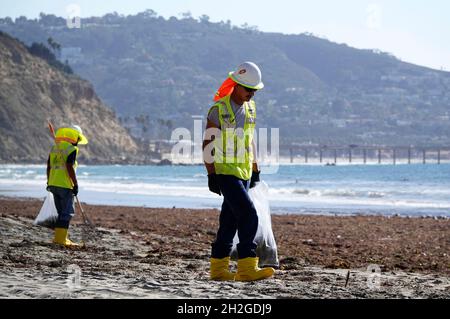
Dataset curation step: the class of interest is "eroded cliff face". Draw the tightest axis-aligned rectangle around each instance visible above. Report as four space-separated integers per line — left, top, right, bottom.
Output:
0 32 139 163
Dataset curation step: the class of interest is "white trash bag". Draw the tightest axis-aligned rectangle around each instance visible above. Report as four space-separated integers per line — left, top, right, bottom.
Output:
231 181 279 267
33 192 58 229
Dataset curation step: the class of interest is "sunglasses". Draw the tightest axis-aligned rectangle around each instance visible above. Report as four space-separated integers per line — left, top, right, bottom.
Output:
239 85 257 93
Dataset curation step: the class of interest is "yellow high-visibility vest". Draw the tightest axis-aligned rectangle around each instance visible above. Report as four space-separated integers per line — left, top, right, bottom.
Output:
208 95 256 180
48 141 78 189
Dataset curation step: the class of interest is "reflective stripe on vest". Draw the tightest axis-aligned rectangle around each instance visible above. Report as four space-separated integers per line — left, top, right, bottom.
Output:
48 142 78 189
210 95 256 181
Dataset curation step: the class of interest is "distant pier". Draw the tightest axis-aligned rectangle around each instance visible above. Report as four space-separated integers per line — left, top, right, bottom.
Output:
283 145 449 165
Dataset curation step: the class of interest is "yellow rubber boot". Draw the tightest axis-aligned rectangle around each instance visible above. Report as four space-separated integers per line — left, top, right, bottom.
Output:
53 227 82 248
235 257 275 281
210 257 236 281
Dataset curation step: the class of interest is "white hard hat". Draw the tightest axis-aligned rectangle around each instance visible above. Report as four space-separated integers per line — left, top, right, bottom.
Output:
229 61 264 90
70 124 88 145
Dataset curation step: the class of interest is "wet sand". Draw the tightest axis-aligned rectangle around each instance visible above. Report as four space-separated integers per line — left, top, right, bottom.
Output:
0 196 449 298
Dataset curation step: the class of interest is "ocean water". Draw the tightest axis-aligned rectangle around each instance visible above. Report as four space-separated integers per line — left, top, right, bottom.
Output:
1 163 449 217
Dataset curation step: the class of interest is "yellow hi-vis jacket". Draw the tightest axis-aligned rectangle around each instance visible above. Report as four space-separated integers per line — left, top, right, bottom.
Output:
48 141 78 189
208 95 256 181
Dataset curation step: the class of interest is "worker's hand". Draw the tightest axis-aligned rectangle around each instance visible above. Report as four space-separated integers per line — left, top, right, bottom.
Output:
46 184 50 192
208 174 221 196
72 184 79 196
249 170 260 189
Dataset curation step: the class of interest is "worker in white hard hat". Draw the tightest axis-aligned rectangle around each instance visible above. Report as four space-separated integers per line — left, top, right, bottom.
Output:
203 62 275 281
46 124 88 247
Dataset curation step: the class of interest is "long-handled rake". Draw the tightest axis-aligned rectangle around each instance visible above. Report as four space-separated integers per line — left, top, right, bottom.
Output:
75 195 94 227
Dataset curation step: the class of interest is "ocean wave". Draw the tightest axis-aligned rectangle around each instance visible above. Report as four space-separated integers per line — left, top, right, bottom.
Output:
367 192 385 198
0 179 46 186
0 164 46 169
113 176 130 180
268 193 450 210
281 187 385 198
293 189 310 195
81 181 211 198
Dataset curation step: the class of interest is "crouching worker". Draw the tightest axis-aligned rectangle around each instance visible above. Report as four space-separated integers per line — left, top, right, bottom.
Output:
203 62 275 281
46 125 88 247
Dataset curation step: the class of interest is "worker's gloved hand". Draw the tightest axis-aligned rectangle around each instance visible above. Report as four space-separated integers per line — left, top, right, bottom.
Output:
249 170 260 189
46 183 50 192
208 174 221 196
72 184 79 196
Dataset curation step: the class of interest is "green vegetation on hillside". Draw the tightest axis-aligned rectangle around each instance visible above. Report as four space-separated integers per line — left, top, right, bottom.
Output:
27 38 73 74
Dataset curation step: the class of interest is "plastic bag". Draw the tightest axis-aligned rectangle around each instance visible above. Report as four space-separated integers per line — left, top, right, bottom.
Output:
33 192 58 229
231 181 279 267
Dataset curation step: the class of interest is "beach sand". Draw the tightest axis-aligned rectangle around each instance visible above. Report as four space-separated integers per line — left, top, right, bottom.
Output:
0 196 449 298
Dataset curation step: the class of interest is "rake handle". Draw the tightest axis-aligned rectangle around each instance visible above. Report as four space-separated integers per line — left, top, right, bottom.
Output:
75 195 93 226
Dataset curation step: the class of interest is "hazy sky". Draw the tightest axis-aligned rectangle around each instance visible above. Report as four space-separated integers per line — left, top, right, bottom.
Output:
1 0 449 71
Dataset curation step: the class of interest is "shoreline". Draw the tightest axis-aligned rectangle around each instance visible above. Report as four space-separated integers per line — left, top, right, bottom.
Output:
1 194 449 220
1 196 449 298
0 193 450 220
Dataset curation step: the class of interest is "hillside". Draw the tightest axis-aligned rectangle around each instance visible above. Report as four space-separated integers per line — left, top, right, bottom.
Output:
0 31 139 163
1 12 450 146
